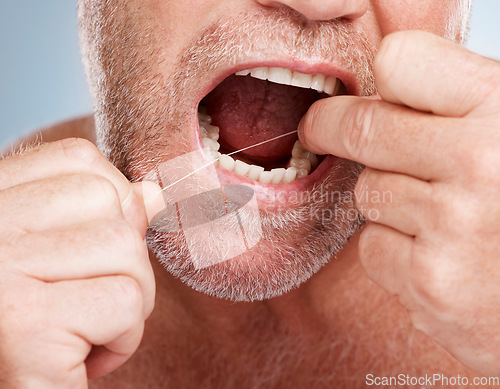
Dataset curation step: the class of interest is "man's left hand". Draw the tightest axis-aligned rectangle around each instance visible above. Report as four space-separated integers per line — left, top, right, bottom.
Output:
299 30 500 376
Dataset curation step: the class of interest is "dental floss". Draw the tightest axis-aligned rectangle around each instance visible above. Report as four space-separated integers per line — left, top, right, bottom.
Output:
158 129 298 194
149 133 276 268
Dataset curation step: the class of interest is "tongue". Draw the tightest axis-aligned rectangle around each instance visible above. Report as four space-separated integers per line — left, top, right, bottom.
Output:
203 75 318 165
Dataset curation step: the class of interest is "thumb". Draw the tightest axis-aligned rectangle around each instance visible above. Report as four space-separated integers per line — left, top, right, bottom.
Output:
121 181 165 233
135 181 166 227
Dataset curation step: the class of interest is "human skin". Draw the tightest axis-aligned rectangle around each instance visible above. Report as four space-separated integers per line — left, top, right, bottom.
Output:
299 30 500 376
3 0 499 388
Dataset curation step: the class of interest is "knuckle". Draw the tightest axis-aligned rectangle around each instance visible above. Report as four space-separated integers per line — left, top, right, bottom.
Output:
0 233 21 259
108 220 135 244
59 138 102 165
354 168 371 208
358 223 382 270
130 229 148 258
110 221 147 259
427 183 489 239
407 310 432 337
125 190 149 223
127 227 148 259
113 276 144 315
307 98 324 123
355 169 393 210
464 141 499 185
344 100 377 160
0 282 47 338
302 100 323 146
84 174 121 212
474 63 500 110
375 31 408 83
427 187 461 233
410 253 455 313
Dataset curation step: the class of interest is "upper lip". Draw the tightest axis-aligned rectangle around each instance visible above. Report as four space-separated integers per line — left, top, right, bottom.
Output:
195 56 361 106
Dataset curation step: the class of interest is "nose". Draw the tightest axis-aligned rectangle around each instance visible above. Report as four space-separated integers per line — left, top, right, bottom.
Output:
256 0 368 21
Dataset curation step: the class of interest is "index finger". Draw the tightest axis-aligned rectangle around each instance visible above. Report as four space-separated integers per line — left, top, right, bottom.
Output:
0 138 165 233
0 138 131 197
298 96 459 181
375 31 500 117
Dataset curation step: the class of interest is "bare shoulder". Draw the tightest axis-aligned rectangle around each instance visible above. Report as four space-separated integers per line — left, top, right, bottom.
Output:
2 115 96 156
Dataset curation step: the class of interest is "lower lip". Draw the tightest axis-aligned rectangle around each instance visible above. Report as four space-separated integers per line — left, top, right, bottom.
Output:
216 155 338 204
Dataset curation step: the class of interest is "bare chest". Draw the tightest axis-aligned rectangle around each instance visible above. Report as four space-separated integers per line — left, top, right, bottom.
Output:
89 277 473 389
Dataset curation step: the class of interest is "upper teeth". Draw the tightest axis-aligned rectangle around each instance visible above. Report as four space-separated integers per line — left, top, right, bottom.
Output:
198 108 319 185
235 67 340 96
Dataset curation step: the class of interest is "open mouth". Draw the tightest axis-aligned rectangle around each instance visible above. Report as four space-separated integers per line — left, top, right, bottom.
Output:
146 56 365 301
198 66 346 185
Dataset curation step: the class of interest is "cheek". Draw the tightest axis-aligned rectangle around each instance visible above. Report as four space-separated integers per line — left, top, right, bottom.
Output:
126 0 219 76
148 0 241 72
372 0 469 42
154 0 217 36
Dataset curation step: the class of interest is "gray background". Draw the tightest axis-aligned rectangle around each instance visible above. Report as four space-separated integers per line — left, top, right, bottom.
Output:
1 1 499 147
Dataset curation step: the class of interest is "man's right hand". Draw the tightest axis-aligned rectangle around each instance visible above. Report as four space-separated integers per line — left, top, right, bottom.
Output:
0 138 163 388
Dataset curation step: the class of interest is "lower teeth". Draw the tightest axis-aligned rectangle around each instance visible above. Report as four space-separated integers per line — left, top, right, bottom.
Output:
198 108 318 184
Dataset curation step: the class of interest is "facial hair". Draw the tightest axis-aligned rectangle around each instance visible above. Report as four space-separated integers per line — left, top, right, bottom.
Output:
78 2 376 301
